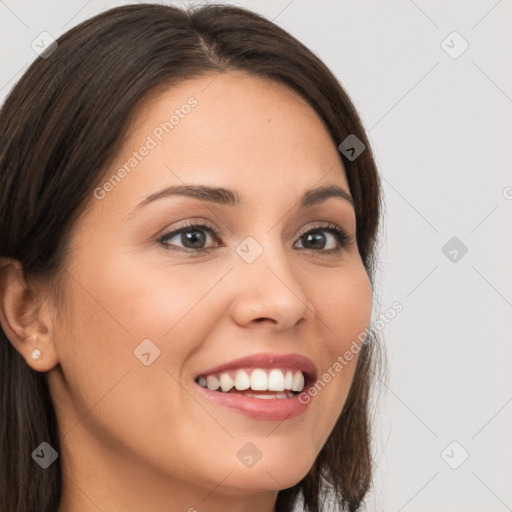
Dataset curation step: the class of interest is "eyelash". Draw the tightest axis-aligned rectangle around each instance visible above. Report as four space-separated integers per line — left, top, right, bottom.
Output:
157 219 352 255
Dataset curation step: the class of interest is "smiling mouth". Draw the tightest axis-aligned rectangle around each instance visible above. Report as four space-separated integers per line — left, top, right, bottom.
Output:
194 366 307 399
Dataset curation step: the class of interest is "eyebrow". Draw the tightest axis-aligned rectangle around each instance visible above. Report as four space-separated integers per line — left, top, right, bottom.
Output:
128 183 354 218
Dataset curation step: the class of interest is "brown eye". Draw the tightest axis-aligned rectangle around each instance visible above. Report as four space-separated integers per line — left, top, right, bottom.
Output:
159 222 221 251
295 225 350 253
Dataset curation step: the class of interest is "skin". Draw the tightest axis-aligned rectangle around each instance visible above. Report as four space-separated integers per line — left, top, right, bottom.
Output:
0 71 372 512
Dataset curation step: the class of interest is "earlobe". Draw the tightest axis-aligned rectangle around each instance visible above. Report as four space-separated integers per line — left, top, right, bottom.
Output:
30 340 42 361
24 332 59 372
0 257 59 372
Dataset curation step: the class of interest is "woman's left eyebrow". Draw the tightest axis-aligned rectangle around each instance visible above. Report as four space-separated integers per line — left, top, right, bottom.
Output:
127 183 354 219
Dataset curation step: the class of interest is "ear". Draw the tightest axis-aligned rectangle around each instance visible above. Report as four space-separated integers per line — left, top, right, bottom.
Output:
0 257 59 372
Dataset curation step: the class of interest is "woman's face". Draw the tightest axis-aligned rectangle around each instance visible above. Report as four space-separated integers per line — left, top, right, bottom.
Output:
46 72 372 507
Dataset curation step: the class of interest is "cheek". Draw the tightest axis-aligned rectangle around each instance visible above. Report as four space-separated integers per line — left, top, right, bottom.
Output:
304 264 372 443
53 256 224 462
319 264 373 354
57 249 233 405
66 246 216 338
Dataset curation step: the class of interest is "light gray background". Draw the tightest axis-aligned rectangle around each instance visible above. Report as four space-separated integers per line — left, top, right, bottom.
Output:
1 1 511 511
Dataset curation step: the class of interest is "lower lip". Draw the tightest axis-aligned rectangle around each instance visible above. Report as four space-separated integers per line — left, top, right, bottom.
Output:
195 384 312 421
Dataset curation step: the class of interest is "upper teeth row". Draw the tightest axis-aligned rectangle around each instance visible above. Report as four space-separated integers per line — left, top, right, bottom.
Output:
197 368 305 393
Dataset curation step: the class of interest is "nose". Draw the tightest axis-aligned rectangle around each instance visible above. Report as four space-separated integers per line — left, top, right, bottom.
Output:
229 242 315 331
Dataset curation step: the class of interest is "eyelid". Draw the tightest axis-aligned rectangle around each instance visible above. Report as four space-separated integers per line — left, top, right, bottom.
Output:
158 218 220 238
297 221 343 238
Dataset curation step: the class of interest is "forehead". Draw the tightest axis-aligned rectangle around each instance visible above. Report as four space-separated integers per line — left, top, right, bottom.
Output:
93 71 350 216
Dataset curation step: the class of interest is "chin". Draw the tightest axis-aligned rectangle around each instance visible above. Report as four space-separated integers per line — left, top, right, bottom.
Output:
217 465 311 495
218 445 315 493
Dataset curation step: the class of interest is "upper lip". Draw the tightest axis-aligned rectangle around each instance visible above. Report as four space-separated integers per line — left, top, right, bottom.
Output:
196 352 317 382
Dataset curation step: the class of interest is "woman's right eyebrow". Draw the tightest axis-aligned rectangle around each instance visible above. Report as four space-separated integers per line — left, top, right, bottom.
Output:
127 183 354 220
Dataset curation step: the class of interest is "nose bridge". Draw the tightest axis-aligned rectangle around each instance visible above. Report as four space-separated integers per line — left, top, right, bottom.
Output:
230 231 314 328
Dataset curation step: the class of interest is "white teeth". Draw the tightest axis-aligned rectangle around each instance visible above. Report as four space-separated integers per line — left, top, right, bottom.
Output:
284 371 293 390
219 373 234 392
268 369 285 391
206 375 219 391
234 369 251 390
250 369 268 390
198 368 306 394
291 371 305 392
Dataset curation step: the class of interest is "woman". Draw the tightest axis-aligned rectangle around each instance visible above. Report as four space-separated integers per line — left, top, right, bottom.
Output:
0 4 383 511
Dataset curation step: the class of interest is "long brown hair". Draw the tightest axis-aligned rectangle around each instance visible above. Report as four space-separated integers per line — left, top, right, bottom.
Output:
0 4 383 511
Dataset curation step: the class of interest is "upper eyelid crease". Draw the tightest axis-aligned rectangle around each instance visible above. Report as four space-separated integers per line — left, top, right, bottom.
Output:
128 183 354 220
